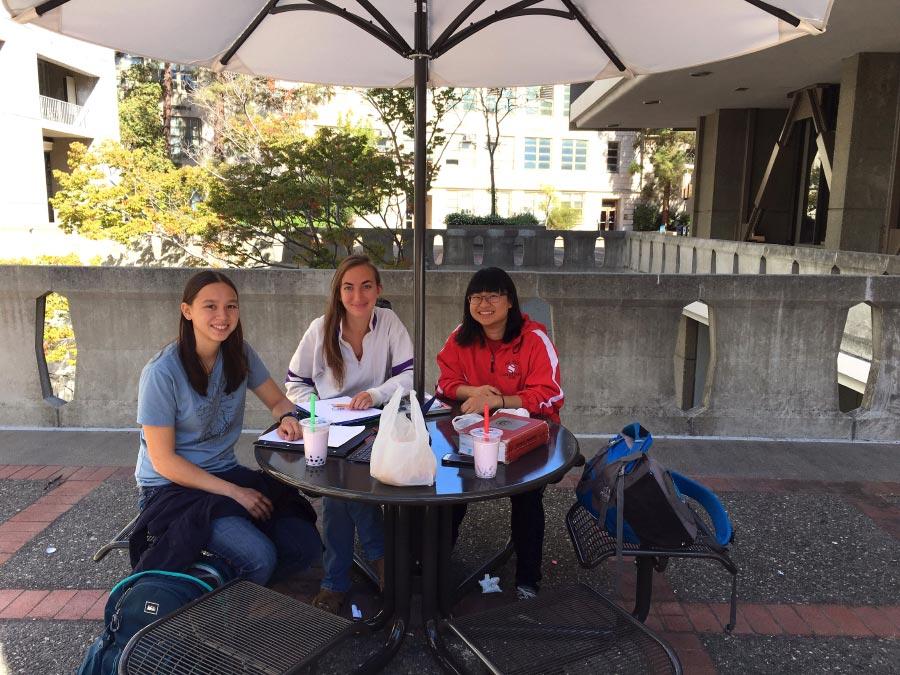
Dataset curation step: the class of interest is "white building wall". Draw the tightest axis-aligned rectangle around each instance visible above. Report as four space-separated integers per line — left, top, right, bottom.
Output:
306 85 641 231
0 14 119 260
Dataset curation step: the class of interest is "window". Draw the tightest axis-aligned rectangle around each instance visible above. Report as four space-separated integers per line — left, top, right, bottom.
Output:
445 190 475 214
525 86 553 116
495 191 512 217
562 85 571 117
170 116 202 159
559 192 584 226
599 199 618 230
607 141 620 173
524 137 551 170
520 191 549 221
560 139 587 171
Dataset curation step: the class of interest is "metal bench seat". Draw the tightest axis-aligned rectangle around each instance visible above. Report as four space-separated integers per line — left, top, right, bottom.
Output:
119 579 353 675
446 583 681 674
566 502 738 630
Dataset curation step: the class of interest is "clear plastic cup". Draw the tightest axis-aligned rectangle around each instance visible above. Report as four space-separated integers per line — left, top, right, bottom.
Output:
301 419 330 467
470 428 502 479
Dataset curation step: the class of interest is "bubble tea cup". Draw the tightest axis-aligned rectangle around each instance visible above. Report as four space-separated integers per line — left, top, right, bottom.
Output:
301 418 330 467
470 428 502 479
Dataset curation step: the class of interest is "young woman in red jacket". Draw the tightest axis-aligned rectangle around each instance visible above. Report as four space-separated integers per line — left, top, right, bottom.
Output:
436 267 564 599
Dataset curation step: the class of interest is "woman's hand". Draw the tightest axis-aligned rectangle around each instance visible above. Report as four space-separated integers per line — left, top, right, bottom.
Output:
229 486 273 521
348 391 374 410
276 414 302 441
461 392 503 415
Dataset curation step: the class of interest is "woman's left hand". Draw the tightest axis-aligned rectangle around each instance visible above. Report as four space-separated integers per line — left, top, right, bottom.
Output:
461 393 502 415
277 415 302 441
348 391 374 410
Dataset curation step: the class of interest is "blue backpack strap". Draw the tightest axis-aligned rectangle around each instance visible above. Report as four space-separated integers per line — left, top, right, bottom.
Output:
671 471 733 547
110 570 213 597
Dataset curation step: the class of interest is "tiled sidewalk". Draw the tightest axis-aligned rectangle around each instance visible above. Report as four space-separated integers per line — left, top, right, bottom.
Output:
0 463 897 674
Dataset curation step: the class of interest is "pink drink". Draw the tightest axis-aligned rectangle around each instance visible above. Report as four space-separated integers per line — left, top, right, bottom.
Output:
470 428 502 479
301 419 330 467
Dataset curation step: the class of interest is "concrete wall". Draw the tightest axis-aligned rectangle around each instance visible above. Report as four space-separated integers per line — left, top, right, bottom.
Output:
607 231 900 276
1 265 897 442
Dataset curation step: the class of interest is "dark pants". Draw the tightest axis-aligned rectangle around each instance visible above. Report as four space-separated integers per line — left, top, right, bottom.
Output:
452 487 545 589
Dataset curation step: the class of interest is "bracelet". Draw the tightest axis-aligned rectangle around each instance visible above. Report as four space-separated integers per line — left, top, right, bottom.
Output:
500 395 506 409
278 410 299 424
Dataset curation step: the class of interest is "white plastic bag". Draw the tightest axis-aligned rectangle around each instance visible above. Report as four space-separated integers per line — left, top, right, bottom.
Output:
370 388 436 486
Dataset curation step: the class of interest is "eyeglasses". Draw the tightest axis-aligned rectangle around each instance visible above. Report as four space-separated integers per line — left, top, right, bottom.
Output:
468 293 506 306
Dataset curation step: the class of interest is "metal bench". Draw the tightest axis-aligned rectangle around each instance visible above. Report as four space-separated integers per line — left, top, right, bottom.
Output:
566 501 738 630
119 579 354 675
93 514 139 562
446 583 681 674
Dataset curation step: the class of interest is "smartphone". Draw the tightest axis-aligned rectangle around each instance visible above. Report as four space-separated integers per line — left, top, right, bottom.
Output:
441 452 474 467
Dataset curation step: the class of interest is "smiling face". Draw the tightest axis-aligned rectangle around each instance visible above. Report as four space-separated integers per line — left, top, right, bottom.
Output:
339 263 382 321
181 282 239 353
468 291 512 334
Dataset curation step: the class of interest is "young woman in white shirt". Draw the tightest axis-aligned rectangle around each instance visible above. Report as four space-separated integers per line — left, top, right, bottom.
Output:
285 255 413 613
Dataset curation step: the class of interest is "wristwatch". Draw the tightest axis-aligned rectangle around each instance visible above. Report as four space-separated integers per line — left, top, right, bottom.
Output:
278 410 300 424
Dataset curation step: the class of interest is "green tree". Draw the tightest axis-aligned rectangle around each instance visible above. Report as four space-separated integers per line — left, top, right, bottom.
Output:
118 59 165 155
363 87 462 230
630 129 694 226
207 125 402 268
471 88 517 216
50 141 219 265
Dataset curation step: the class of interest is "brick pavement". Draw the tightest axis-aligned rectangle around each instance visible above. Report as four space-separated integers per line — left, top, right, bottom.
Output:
0 463 897 673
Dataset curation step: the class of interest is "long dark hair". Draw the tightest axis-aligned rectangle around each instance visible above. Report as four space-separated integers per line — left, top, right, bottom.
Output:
455 267 524 347
323 255 382 388
178 271 248 396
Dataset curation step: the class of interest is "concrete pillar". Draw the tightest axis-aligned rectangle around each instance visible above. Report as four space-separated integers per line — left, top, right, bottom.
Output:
600 231 627 268
482 228 516 268
855 277 900 441
693 109 800 244
442 228 473 266
826 53 900 254
560 231 598 269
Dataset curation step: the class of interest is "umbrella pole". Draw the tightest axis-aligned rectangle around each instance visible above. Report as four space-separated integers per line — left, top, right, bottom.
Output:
412 1 428 402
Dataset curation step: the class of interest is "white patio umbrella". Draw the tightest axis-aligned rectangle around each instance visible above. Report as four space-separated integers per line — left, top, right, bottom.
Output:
6 0 834 395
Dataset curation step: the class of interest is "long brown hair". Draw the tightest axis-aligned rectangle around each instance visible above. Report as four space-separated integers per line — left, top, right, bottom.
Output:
323 255 382 388
178 271 248 396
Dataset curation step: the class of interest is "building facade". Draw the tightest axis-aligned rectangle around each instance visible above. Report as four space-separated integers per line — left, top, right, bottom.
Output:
0 14 119 259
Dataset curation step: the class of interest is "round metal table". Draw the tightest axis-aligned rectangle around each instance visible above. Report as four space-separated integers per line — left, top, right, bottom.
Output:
256 417 581 674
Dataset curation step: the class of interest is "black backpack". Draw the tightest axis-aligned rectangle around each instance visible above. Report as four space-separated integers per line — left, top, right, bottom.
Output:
76 569 215 675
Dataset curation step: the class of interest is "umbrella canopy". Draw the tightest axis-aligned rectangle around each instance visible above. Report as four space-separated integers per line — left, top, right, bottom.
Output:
7 1 833 86
6 0 835 394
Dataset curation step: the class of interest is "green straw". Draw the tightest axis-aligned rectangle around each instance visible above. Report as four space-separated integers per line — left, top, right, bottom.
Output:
309 393 316 432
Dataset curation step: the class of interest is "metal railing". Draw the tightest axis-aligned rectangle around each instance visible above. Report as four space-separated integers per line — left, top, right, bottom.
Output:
39 95 86 127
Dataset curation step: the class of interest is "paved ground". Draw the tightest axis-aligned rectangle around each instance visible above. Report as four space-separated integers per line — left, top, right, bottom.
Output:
0 430 897 674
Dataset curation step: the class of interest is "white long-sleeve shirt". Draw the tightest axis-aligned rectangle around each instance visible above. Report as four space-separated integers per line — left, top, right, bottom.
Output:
285 306 414 407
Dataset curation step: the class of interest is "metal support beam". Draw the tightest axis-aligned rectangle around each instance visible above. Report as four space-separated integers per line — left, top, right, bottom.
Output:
412 0 428 402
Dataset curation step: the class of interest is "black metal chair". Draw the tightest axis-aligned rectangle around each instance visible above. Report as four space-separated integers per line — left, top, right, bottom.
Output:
565 502 738 631
119 579 354 675
446 583 682 674
93 514 139 562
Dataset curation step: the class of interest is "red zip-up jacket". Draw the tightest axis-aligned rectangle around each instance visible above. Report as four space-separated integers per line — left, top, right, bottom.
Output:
436 315 564 424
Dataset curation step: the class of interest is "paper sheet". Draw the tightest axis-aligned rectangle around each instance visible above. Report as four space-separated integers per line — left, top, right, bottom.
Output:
257 425 365 448
298 396 381 424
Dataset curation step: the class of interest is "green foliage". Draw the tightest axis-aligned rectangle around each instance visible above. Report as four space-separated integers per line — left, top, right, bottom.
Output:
118 59 166 155
633 129 694 224
444 212 539 228
50 141 218 264
632 201 660 232
43 293 76 369
547 205 579 230
207 125 401 268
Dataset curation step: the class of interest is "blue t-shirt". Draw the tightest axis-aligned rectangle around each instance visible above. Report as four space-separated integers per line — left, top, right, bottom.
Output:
135 341 270 486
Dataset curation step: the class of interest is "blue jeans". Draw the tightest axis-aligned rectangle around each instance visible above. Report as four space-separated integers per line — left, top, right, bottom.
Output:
321 498 384 593
205 515 322 586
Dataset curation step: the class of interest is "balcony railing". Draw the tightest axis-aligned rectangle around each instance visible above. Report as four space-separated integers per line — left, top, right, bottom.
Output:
39 95 86 128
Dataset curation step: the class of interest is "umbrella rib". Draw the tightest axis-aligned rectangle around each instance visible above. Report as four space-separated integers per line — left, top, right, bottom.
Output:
220 0 281 67
741 0 802 27
560 0 626 72
274 1 409 56
354 0 412 54
433 3 571 59
430 0 490 55
31 0 71 16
